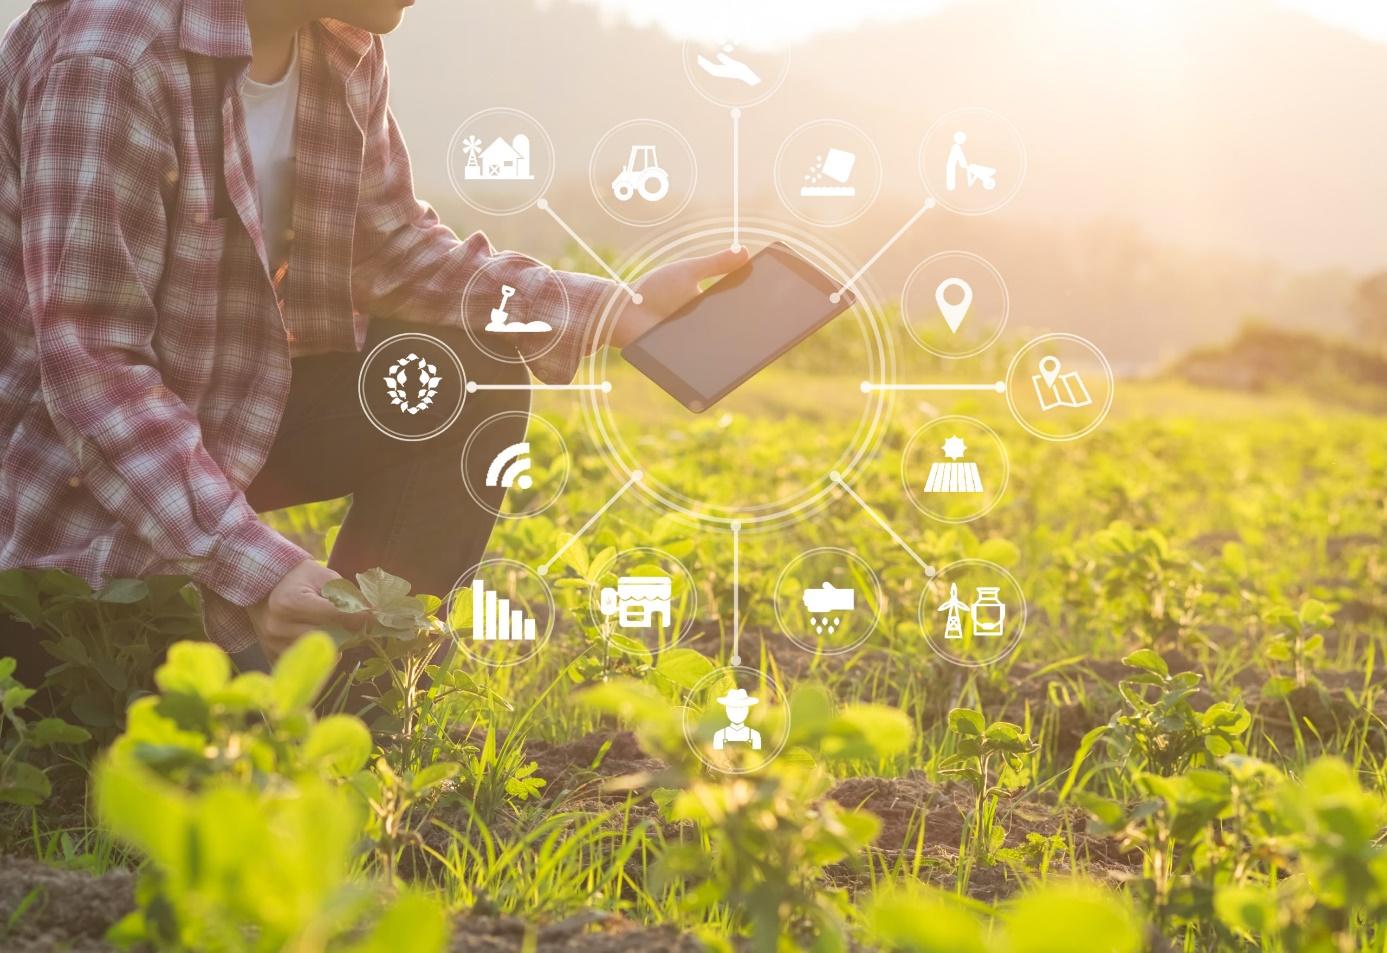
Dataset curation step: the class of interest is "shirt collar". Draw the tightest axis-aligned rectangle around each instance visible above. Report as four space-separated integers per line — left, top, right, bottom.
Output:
179 0 253 60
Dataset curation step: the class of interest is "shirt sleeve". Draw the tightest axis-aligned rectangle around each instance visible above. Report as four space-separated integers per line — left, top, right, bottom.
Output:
20 55 309 621
348 40 618 385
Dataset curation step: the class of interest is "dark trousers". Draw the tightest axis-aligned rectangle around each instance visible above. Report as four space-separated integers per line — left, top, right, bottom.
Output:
2 318 530 690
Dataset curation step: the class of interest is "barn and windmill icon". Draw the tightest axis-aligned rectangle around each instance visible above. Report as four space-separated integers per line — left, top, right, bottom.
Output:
461 132 535 181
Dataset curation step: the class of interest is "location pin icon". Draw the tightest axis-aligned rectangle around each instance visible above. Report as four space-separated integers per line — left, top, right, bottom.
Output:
934 277 973 333
1038 355 1061 389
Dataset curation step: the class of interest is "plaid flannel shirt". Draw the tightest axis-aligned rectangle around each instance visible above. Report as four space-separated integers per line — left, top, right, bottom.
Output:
0 0 616 649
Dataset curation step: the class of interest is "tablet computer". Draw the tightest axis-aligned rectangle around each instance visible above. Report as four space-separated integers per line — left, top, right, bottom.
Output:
621 242 856 413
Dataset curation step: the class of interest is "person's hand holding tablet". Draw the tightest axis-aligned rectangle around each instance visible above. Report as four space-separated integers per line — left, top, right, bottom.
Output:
606 247 751 349
618 243 857 412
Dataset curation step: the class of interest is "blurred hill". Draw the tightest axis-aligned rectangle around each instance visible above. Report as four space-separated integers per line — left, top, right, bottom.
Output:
3 0 1384 369
374 0 1385 369
1170 324 1387 412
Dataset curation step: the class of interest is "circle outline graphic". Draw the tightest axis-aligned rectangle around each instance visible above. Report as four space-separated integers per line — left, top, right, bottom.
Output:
918 558 1028 668
357 333 468 443
1004 332 1115 442
460 411 571 521
682 665 792 774
681 39 792 110
918 107 1027 216
773 546 884 655
902 250 1010 359
772 119 883 228
447 107 556 216
445 558 555 668
580 217 895 533
901 415 1010 524
584 546 700 654
460 255 570 366
588 119 699 228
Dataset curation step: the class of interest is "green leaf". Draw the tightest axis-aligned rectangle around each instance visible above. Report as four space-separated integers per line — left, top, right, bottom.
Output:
1298 598 1332 628
154 641 231 698
948 708 986 737
269 632 338 715
864 883 986 953
976 537 1020 567
304 715 373 778
998 882 1141 953
654 648 715 690
0 761 52 806
834 703 913 759
984 721 1032 753
358 568 413 608
1122 649 1169 677
96 578 150 604
3 685 36 713
322 578 369 613
409 761 461 794
29 717 92 748
342 890 448 953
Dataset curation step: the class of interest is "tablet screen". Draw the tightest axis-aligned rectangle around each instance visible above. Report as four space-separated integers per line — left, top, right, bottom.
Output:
622 243 855 412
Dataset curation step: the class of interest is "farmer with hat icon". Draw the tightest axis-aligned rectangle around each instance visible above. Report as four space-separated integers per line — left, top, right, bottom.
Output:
713 687 762 751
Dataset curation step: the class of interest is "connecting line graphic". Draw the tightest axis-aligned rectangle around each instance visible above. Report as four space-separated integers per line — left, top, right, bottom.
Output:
829 471 936 577
730 521 743 666
860 381 1006 394
830 197 938 304
538 470 643 575
730 109 743 251
467 381 612 393
536 197 642 303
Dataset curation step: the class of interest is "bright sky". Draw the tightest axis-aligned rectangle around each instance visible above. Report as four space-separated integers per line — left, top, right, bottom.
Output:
565 0 1387 46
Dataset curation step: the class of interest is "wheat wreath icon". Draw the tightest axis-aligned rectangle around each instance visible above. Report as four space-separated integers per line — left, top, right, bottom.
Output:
384 352 443 415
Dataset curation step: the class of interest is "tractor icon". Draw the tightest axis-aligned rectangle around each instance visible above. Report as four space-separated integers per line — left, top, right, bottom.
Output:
611 145 670 203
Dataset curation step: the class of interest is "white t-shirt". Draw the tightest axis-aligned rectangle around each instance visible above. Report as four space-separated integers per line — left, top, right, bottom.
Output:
240 39 300 272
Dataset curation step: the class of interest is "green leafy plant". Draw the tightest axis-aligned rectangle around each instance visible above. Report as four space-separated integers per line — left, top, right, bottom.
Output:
0 571 202 737
584 676 911 953
1107 649 1250 775
940 708 1037 868
1 656 92 807
1263 598 1333 695
96 634 450 951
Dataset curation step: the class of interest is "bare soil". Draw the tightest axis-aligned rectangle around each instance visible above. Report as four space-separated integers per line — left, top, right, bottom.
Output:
0 857 136 953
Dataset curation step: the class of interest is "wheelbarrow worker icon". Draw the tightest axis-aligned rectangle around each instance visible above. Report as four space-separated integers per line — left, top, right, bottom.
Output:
945 131 997 192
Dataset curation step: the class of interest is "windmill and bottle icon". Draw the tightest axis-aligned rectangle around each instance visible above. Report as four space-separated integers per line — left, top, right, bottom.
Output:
937 583 1006 641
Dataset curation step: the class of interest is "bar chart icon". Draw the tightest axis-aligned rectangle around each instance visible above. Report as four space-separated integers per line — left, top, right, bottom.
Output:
471 579 537 641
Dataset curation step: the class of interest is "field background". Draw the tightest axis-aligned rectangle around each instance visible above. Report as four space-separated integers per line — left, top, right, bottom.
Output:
2 1 1387 952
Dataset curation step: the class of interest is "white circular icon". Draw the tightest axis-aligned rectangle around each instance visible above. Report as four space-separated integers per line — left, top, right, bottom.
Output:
448 107 554 216
589 120 698 228
773 120 882 228
357 333 467 443
901 416 1010 524
919 559 1028 668
585 547 699 654
902 251 1009 359
682 666 791 774
681 35 791 110
446 559 555 668
460 255 569 365
919 107 1026 215
461 412 570 520
773 547 884 655
1005 333 1115 441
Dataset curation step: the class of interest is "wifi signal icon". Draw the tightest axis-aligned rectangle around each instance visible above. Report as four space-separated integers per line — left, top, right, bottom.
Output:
486 441 534 490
